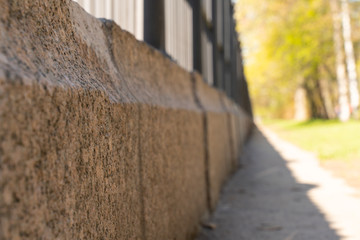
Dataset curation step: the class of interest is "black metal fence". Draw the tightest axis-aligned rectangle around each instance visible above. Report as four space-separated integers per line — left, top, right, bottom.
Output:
74 0 252 115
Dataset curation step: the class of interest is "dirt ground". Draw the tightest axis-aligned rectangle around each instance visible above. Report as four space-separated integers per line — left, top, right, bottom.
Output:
322 160 360 192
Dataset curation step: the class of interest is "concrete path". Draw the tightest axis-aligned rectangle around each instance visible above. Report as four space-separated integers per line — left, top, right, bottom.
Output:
197 126 360 240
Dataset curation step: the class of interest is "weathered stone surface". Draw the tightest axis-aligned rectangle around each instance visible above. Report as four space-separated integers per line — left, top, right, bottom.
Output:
193 74 233 211
0 83 143 239
0 1 144 238
139 106 206 240
220 93 240 171
103 20 208 240
0 0 252 239
193 74 253 211
221 93 253 169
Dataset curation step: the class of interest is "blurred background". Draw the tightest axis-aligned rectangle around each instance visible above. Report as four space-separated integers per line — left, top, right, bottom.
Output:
236 0 360 121
235 0 360 190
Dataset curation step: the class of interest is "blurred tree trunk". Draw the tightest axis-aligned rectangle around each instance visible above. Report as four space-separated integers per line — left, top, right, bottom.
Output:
330 0 350 121
304 75 328 119
319 65 336 119
294 86 308 120
319 77 336 119
341 0 360 118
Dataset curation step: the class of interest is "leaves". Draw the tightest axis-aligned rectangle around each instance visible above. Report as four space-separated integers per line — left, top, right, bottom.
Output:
235 0 335 118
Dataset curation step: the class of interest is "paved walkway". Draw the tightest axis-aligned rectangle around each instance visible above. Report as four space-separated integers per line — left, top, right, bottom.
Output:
198 126 360 240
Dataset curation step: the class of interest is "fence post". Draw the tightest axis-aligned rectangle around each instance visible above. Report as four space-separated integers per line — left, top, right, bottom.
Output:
190 0 202 73
144 0 165 50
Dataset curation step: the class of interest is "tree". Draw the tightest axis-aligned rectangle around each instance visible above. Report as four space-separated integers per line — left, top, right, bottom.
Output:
331 0 351 121
340 0 360 117
235 0 335 119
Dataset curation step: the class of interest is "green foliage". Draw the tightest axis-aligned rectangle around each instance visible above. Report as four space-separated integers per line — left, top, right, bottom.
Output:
235 0 334 118
264 119 360 162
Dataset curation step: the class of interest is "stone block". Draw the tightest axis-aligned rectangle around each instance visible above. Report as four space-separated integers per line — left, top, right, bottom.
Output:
0 0 252 239
192 74 233 211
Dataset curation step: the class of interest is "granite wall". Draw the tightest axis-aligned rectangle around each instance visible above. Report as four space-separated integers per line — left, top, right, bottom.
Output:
0 0 253 239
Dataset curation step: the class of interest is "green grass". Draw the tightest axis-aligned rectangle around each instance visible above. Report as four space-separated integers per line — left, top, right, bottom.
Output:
263 119 360 162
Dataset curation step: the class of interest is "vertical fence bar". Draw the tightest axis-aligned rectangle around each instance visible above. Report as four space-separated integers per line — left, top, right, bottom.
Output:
144 0 165 50
72 0 249 109
212 0 218 87
223 0 231 97
191 0 202 73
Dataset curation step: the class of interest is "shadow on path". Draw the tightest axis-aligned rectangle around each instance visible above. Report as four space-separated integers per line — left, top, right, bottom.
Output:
197 127 341 240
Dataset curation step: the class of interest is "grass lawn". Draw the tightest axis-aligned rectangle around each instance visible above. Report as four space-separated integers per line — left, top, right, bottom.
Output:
262 119 360 162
